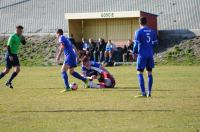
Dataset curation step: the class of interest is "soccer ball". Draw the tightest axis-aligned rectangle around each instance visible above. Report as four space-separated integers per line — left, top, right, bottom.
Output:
70 82 78 91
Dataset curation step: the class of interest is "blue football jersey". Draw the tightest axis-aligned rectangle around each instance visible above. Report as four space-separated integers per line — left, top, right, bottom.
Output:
58 35 76 56
82 61 101 77
133 26 158 58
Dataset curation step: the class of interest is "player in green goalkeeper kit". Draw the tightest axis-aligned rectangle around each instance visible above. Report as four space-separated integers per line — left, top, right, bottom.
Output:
0 25 26 88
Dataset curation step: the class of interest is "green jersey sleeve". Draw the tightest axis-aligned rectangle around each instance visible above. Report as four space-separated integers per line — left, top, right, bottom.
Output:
7 35 15 46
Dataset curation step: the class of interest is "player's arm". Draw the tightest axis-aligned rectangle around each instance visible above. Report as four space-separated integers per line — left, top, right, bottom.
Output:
133 41 138 54
56 43 64 61
82 70 87 77
133 31 139 54
81 67 89 78
152 31 158 46
72 44 78 54
7 36 15 61
7 46 14 56
133 31 140 59
7 46 14 61
20 35 26 45
82 70 94 80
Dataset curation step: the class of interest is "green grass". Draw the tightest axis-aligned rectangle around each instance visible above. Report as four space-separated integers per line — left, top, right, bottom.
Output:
0 66 200 132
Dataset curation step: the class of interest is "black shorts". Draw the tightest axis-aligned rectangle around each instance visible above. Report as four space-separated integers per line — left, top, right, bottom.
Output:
5 53 20 69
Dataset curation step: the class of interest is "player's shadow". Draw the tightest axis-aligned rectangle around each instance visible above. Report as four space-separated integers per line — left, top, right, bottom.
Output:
14 109 174 113
72 87 139 92
23 87 138 91
107 87 175 92
115 87 176 92
22 87 175 92
107 87 138 91
18 87 63 90
37 87 62 89
115 86 138 89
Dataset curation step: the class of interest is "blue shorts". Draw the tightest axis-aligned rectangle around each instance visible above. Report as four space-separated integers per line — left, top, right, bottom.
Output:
5 53 20 69
105 48 112 52
64 55 77 68
136 56 154 71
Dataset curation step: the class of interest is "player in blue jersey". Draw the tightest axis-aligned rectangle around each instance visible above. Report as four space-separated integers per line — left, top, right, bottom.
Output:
56 29 88 92
133 17 158 98
81 56 115 88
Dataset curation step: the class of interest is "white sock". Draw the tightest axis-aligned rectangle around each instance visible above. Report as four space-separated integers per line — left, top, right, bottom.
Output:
89 81 101 88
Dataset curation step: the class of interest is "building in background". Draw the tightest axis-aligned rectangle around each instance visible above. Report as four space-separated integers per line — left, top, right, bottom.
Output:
65 11 157 45
0 0 200 39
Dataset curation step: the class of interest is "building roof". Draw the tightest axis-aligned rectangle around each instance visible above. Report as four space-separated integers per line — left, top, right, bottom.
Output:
0 0 199 33
65 11 150 20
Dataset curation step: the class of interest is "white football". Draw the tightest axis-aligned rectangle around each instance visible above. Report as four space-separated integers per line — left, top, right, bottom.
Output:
70 82 78 91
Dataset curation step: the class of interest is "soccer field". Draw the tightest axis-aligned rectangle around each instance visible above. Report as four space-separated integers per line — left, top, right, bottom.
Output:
0 66 200 132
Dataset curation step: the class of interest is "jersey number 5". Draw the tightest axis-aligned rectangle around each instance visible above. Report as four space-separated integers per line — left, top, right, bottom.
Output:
146 35 151 43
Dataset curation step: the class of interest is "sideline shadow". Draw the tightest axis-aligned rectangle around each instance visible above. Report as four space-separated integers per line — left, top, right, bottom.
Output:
14 109 174 113
16 87 175 92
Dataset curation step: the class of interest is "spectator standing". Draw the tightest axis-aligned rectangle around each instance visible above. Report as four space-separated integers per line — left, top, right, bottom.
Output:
88 38 97 61
96 38 106 62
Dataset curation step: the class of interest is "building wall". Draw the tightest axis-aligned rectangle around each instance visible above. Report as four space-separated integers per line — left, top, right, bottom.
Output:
68 20 82 42
68 18 141 44
83 19 107 40
65 0 200 30
0 0 199 34
140 12 157 31
107 18 131 41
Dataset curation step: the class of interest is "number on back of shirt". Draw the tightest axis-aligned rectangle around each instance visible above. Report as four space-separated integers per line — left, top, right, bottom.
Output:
146 33 151 43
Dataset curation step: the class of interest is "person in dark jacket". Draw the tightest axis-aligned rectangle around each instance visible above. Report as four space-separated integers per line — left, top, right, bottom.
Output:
88 38 96 61
123 40 134 62
96 38 106 62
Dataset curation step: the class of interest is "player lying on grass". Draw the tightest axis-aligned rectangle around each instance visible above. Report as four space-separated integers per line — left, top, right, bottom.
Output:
0 25 26 88
56 29 89 92
81 56 115 88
